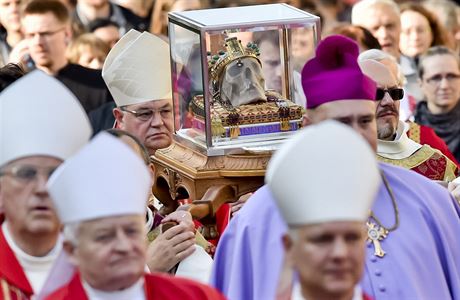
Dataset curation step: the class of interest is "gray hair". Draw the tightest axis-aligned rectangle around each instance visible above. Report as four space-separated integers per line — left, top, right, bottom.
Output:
358 49 407 85
63 222 81 246
352 0 400 25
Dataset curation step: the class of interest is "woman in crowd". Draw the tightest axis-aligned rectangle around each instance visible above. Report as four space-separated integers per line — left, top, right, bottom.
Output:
399 2 453 65
66 33 110 69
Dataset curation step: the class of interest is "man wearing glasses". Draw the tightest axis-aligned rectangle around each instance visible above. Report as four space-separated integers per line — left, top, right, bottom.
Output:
0 71 92 298
20 0 112 113
103 30 174 157
359 49 458 182
45 133 224 300
416 46 460 163
212 35 460 300
102 29 214 282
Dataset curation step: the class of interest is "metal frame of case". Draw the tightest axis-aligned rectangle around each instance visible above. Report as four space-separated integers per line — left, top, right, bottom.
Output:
168 4 320 156
151 5 320 238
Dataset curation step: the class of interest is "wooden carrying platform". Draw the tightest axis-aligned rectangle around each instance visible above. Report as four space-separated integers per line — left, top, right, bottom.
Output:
151 138 270 238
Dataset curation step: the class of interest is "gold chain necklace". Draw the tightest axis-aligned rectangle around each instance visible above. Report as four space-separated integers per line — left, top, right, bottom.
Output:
367 171 400 258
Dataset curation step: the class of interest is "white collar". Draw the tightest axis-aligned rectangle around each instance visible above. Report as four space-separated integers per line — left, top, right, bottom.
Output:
145 206 154 232
2 222 62 269
377 120 422 159
291 282 363 300
2 222 62 292
82 278 146 300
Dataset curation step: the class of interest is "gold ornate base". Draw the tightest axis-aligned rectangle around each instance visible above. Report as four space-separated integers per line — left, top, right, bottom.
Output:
151 138 270 237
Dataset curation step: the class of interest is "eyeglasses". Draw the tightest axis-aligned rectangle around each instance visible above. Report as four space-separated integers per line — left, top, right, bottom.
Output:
376 88 404 101
120 106 173 122
424 73 460 86
0 165 57 182
24 27 66 40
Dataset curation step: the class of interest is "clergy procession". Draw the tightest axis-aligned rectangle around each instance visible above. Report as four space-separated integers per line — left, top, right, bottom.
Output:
2 0 460 299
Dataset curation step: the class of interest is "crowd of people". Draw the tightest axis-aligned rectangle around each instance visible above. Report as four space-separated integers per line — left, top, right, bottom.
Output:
2 0 460 299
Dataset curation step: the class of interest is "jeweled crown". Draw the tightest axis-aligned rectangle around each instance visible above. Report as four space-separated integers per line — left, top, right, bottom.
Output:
208 37 261 96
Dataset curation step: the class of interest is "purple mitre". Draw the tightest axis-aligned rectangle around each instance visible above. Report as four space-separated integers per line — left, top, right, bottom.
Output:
301 34 377 109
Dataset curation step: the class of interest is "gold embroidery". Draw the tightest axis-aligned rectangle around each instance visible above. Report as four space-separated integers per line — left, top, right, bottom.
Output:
191 94 304 127
378 145 458 182
377 145 436 169
408 121 421 144
444 159 458 182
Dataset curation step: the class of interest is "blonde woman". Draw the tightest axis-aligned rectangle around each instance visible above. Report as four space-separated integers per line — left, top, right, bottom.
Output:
66 33 110 69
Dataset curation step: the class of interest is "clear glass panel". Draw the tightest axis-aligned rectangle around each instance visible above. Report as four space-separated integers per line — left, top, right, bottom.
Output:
289 25 317 108
169 22 205 146
169 5 320 155
176 4 316 27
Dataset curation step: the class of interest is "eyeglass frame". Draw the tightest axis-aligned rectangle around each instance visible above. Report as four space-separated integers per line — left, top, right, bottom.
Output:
24 27 66 40
0 164 58 183
423 73 460 86
120 106 173 122
375 87 405 101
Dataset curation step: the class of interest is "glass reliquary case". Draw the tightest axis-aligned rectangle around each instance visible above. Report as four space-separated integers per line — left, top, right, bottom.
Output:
168 3 320 156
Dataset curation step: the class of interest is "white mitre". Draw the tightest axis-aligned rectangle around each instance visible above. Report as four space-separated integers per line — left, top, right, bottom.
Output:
358 57 401 89
266 121 381 225
47 133 151 224
0 70 92 167
102 29 172 107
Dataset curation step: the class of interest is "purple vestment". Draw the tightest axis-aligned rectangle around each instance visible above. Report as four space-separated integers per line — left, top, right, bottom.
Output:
211 163 460 300
211 185 287 300
362 163 460 299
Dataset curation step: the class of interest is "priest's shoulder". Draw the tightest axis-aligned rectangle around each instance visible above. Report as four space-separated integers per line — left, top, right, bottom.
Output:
146 273 226 300
378 162 454 203
43 273 84 300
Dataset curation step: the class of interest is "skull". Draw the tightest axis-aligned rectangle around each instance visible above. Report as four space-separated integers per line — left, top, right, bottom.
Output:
220 57 267 107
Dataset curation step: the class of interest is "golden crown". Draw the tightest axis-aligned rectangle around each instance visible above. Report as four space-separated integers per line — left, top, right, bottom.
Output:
208 37 261 96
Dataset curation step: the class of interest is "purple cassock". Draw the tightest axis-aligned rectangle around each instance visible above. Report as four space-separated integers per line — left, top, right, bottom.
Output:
211 185 287 300
211 162 460 300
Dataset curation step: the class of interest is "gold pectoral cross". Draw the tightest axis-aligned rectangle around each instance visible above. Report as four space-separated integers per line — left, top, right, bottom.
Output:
367 222 388 258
